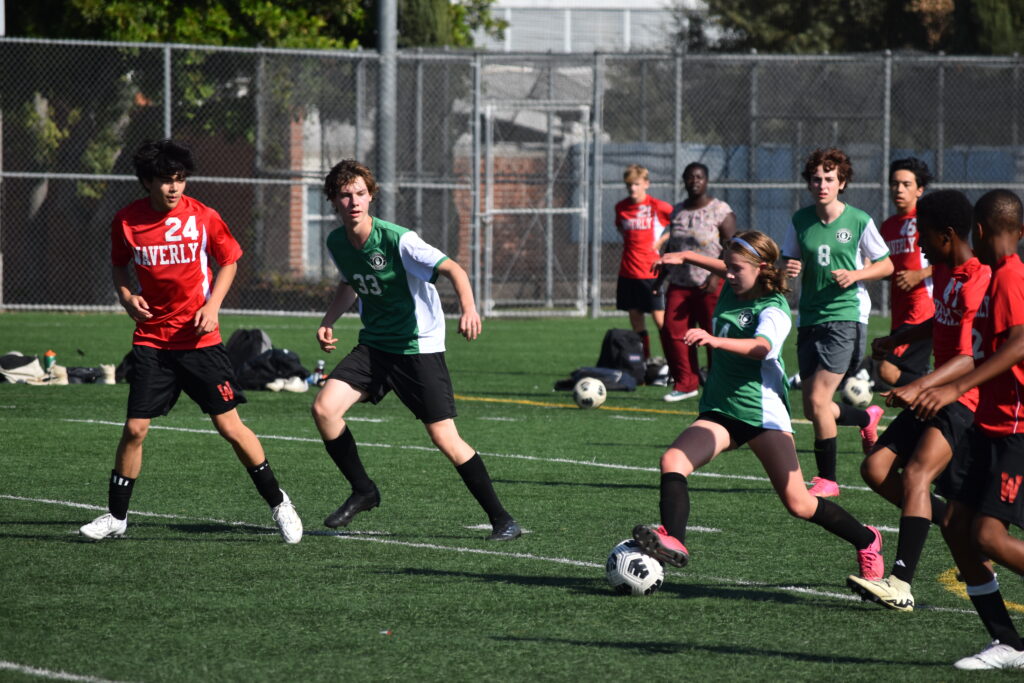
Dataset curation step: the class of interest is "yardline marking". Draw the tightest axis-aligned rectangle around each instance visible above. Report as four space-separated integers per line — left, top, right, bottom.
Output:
938 567 1024 614
2 493 973 615
0 660 131 683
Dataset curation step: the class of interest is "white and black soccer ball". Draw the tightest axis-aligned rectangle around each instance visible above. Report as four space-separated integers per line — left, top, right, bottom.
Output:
573 377 606 409
841 376 873 409
605 539 664 596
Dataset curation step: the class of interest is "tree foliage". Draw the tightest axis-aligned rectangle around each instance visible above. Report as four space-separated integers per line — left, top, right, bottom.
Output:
676 0 1024 54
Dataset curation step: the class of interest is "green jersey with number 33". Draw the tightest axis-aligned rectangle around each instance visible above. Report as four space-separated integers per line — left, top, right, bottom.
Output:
327 217 449 354
783 205 889 327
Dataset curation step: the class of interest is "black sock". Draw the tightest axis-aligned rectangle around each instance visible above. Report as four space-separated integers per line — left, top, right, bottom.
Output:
891 516 931 584
969 588 1024 650
809 498 874 548
836 403 869 428
108 469 136 521
814 438 838 482
930 494 948 525
324 428 375 493
246 459 284 508
456 454 510 526
660 472 690 544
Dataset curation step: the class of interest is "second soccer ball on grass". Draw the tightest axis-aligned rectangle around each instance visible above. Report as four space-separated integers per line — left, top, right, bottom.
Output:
573 377 606 409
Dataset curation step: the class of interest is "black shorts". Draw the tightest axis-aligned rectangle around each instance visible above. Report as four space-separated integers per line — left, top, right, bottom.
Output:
938 426 999 507
126 344 246 419
885 323 932 378
616 276 665 313
797 321 867 379
698 411 765 447
328 344 457 423
975 432 1024 527
876 401 973 466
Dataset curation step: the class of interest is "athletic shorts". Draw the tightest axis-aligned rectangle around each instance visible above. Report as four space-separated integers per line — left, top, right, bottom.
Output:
797 321 867 379
876 400 973 465
328 343 457 423
126 344 246 419
885 323 932 379
975 432 1024 527
697 411 765 447
616 276 665 313
937 426 998 507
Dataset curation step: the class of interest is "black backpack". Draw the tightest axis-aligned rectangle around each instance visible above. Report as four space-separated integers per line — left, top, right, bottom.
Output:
237 348 309 390
225 328 272 378
596 329 645 384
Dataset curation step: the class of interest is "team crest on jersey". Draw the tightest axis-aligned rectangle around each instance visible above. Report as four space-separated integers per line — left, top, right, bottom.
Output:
737 310 754 328
368 251 387 271
835 228 853 244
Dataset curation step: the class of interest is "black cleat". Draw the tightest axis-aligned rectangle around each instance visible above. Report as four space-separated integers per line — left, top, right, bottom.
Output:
324 486 380 529
486 518 522 541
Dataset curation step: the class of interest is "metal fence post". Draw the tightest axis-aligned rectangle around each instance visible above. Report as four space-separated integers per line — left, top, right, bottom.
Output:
590 53 606 318
163 45 172 138
471 53 483 309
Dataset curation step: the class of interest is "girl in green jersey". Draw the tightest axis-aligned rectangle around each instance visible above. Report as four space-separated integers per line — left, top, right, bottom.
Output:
633 231 884 582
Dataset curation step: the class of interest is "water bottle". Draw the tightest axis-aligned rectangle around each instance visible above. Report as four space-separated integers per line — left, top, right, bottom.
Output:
44 349 57 371
307 359 326 386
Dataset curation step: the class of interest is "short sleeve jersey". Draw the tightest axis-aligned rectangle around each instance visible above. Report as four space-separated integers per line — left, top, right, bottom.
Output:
326 217 449 355
699 286 793 432
974 253 1024 436
110 195 243 350
930 257 991 411
615 195 673 279
880 210 934 328
664 198 734 287
783 205 889 327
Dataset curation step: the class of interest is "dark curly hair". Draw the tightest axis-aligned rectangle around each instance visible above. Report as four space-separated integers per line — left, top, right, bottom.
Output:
801 148 853 192
323 159 379 201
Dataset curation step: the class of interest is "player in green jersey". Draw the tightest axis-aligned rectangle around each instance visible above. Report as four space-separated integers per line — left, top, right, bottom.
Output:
783 148 893 499
311 159 521 541
632 231 883 582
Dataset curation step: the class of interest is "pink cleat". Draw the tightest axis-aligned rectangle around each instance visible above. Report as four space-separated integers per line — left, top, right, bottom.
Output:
861 405 884 455
632 524 689 568
808 476 840 498
857 525 884 580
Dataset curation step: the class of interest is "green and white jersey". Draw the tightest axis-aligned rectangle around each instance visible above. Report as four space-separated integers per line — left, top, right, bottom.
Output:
782 205 889 327
326 217 449 354
698 286 793 433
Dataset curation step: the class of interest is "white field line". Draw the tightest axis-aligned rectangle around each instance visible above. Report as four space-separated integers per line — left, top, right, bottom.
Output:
61 419 876 494
5 492 972 615
0 660 131 683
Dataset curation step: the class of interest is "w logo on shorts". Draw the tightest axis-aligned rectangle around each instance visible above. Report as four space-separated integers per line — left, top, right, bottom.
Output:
216 382 235 402
999 472 1023 504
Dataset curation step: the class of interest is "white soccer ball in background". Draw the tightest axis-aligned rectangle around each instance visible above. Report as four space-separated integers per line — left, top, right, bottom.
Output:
841 376 873 409
573 377 606 409
605 539 664 596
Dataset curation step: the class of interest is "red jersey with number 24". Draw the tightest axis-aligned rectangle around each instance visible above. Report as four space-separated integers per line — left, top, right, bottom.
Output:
615 195 673 279
111 195 243 350
974 253 1024 436
930 257 990 411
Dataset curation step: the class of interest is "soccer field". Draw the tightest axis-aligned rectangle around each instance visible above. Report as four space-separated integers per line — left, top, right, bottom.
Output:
1 311 1019 681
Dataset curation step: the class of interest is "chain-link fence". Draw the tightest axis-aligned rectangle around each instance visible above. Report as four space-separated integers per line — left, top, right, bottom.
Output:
2 38 1022 317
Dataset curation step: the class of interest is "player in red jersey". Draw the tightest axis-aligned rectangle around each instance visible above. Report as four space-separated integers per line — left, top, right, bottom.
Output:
79 139 302 544
875 158 935 389
849 190 990 612
614 164 673 360
913 189 1024 670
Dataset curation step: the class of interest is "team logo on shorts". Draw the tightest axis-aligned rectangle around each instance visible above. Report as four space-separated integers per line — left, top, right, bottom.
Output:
737 310 754 327
368 251 387 271
835 228 853 244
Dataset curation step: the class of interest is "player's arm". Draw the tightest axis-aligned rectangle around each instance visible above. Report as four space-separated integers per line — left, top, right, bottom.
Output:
112 264 152 322
886 353 972 408
895 265 933 292
437 258 481 341
193 261 236 335
685 330 771 360
317 281 358 353
832 255 894 289
912 324 1024 419
658 250 727 278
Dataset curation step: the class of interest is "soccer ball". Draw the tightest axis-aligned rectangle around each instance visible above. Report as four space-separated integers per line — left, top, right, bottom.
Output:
841 376 872 409
573 377 606 409
605 539 664 596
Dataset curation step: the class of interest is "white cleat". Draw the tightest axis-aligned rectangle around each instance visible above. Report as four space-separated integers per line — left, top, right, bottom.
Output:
273 490 303 544
954 640 1024 670
79 513 127 540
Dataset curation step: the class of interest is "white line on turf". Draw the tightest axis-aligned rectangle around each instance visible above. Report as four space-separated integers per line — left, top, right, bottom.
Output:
62 418 878 492
610 415 657 422
0 660 131 683
5 493 973 615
